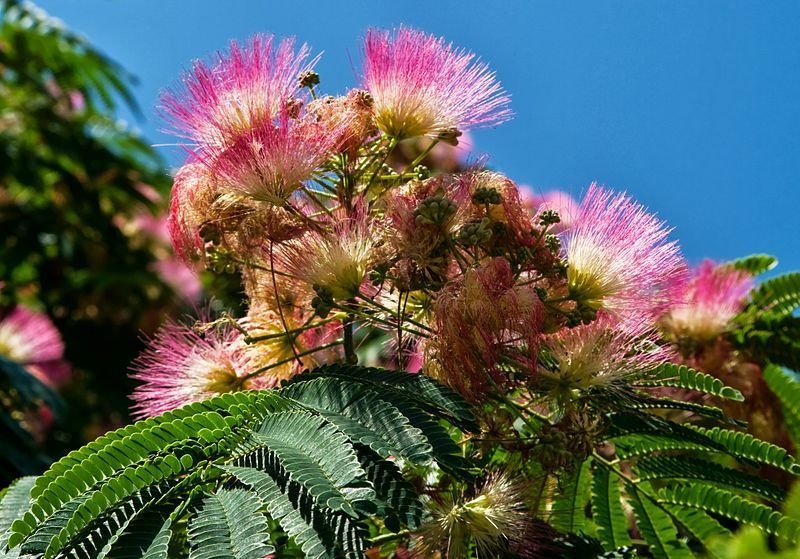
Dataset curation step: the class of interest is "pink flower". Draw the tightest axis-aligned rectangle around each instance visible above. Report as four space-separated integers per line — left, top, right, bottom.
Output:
207 114 344 205
430 258 543 401
662 260 754 341
130 317 253 418
160 35 315 151
0 307 71 386
362 26 511 139
277 201 384 300
565 184 686 320
539 313 673 397
167 162 216 264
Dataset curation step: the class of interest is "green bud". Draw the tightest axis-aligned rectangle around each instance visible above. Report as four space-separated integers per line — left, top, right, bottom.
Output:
538 209 561 226
471 186 503 206
298 70 320 88
413 190 457 226
457 218 493 246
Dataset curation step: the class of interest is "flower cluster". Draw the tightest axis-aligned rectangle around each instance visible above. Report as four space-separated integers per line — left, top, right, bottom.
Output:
132 26 748 556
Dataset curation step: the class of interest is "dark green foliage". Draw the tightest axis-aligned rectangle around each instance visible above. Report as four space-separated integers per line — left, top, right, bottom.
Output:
0 0 182 471
0 358 65 483
2 366 474 558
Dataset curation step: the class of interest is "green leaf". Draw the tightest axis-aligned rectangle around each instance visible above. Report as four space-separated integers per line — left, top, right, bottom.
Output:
762 365 800 444
107 508 174 559
628 485 693 559
550 458 592 533
662 504 731 549
660 485 800 543
241 410 370 517
729 254 777 275
688 425 800 475
284 364 478 432
224 465 363 559
635 455 785 502
591 467 632 550
188 489 273 559
751 272 800 318
635 363 744 402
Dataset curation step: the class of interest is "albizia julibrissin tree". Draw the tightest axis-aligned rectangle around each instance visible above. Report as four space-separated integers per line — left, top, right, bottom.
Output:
5 25 800 559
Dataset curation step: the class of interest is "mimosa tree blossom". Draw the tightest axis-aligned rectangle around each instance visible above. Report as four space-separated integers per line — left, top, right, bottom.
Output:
539 313 672 399
130 318 253 417
662 259 754 342
0 306 70 385
565 183 687 320
160 35 315 151
362 26 511 139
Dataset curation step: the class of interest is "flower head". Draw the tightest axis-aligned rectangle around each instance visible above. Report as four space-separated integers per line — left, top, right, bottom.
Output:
0 306 70 385
208 114 343 205
279 202 384 301
565 184 686 319
539 313 672 400
662 260 754 342
415 473 532 559
130 317 255 418
362 26 511 139
430 258 543 401
160 35 315 150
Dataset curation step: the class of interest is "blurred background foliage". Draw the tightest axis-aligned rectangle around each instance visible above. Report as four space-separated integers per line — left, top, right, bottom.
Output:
0 0 193 482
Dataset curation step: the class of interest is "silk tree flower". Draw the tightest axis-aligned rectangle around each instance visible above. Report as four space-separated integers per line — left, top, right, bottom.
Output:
362 26 511 139
306 89 377 155
0 306 70 386
429 258 543 401
538 313 672 402
565 184 686 319
661 260 754 342
160 35 315 151
130 317 256 418
167 161 306 266
278 203 386 301
414 473 532 559
208 114 347 205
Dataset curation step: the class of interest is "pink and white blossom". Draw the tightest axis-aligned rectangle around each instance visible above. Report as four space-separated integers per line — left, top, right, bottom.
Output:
662 260 753 341
363 26 511 139
565 184 687 320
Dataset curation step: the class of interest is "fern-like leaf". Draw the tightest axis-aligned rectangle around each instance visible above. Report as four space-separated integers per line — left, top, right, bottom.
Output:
635 455 785 502
627 485 692 559
751 271 800 318
188 489 273 559
635 363 744 402
283 364 478 432
550 459 592 533
762 364 800 444
590 467 632 550
730 254 777 275
660 485 800 543
688 425 800 475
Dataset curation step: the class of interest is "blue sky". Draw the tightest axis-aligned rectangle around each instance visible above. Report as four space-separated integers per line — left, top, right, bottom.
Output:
36 0 800 273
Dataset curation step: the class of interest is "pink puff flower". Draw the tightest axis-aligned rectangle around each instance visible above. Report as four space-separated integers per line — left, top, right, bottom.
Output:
539 313 673 398
662 260 754 341
207 114 346 205
130 317 254 418
160 35 315 151
0 307 71 386
565 183 687 320
362 26 512 139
